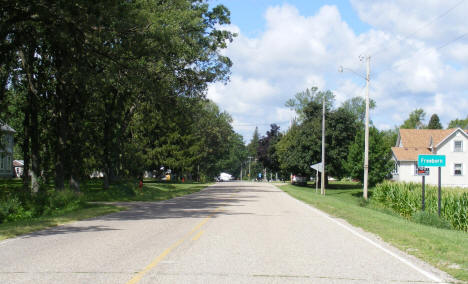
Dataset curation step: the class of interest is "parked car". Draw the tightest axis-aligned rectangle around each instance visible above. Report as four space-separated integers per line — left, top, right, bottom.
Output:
291 175 307 186
218 172 233 182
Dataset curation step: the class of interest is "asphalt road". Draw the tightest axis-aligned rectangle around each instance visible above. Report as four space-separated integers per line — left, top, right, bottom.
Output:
0 182 453 283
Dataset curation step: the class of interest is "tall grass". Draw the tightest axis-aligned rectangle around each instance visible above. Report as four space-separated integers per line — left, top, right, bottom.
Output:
373 181 468 231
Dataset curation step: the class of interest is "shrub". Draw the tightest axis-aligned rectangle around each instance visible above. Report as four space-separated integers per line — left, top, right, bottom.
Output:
411 211 452 229
42 190 85 216
0 197 33 223
0 189 85 223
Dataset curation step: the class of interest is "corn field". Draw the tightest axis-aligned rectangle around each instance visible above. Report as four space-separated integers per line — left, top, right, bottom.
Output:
373 181 468 231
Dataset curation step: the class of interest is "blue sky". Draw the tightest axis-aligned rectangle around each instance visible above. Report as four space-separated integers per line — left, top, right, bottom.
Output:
211 0 370 36
207 0 468 142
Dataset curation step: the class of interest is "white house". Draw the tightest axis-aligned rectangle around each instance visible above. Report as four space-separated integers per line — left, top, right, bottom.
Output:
391 128 468 187
0 123 15 178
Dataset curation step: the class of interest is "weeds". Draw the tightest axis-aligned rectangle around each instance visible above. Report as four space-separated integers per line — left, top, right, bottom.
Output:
411 211 452 230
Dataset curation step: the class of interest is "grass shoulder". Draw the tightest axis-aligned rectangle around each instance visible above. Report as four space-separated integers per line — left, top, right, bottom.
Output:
0 203 124 241
278 182 468 282
0 179 212 240
83 180 213 202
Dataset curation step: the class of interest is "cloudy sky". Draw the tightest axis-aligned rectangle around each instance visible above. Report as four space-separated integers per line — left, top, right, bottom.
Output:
207 0 468 142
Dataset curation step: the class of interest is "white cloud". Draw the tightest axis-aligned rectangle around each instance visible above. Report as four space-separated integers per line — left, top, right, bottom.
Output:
210 2 468 140
350 0 468 42
208 75 279 115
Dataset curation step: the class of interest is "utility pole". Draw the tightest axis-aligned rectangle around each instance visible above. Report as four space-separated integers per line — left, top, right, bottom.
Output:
321 94 326 195
240 163 243 181
363 55 370 200
248 156 252 181
338 57 371 200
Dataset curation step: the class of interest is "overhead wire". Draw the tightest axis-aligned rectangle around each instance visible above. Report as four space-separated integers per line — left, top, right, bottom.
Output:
374 30 468 77
358 0 466 59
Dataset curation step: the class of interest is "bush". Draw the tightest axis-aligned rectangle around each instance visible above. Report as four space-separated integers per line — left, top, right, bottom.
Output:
0 197 22 223
412 211 452 229
0 189 85 224
374 181 468 231
42 190 85 216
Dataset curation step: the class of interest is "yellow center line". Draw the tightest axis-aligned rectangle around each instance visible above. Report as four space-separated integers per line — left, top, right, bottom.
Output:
189 218 210 234
126 208 222 284
126 238 185 284
191 230 204 241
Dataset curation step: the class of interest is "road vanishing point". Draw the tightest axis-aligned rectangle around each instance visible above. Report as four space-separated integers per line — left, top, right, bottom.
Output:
0 182 453 283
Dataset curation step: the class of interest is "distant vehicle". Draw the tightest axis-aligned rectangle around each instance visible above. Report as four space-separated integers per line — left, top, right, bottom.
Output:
291 175 307 185
218 172 233 182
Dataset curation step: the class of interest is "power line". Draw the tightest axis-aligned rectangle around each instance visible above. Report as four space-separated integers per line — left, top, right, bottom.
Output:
360 0 466 58
436 31 468 49
374 30 468 77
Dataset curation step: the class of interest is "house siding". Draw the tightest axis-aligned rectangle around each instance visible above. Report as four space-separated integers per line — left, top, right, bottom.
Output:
392 129 468 188
434 131 468 187
0 132 14 178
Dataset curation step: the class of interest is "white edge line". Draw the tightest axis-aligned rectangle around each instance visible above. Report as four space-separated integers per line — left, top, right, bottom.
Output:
274 184 446 284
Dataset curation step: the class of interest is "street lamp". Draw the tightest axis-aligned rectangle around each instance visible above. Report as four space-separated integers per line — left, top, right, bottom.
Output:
339 56 371 200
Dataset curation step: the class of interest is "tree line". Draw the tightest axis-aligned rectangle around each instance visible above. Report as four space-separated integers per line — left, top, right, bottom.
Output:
246 87 447 186
245 87 467 185
0 0 245 192
400 109 468 130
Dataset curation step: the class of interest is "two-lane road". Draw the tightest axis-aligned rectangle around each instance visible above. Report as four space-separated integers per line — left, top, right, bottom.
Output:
0 182 452 283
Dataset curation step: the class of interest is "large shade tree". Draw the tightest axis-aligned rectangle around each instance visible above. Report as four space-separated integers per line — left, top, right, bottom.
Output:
0 0 237 191
277 88 358 183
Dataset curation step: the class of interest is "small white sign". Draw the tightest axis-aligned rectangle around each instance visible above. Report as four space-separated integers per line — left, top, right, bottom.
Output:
310 162 323 172
417 167 430 176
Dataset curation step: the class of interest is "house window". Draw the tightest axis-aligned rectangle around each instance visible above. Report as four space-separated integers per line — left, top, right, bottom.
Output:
0 153 4 169
454 164 463 176
392 161 399 175
6 155 11 170
454 141 463 152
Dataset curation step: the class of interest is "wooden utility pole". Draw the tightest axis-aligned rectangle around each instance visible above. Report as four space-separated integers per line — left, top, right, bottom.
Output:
240 164 243 181
363 56 370 200
248 156 252 181
321 95 326 195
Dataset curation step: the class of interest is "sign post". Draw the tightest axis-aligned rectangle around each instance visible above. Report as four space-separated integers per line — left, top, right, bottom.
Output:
310 163 323 194
438 167 441 216
416 167 429 211
418 155 446 216
422 176 425 211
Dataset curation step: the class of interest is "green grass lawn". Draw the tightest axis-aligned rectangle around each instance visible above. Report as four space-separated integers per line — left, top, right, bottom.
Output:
278 182 468 282
0 179 211 240
0 203 124 241
83 179 212 202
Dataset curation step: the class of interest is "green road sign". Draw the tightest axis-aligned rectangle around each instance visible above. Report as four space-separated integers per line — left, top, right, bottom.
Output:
418 155 446 167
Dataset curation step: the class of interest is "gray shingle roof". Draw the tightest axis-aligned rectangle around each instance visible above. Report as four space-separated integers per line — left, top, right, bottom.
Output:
0 123 15 133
